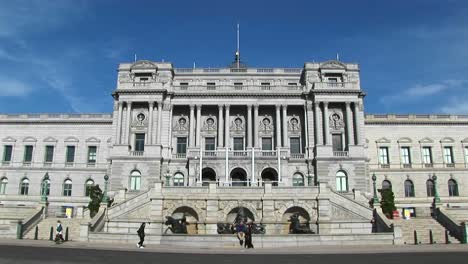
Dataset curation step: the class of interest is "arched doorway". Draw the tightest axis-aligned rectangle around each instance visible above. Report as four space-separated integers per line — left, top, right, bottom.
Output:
226 206 255 224
261 168 278 186
202 167 216 186
281 206 313 234
172 206 199 234
230 167 247 186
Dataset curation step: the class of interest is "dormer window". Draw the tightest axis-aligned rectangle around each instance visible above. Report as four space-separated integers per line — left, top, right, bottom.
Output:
234 82 243 90
207 82 216 90
180 82 188 90
134 72 152 84
323 73 343 87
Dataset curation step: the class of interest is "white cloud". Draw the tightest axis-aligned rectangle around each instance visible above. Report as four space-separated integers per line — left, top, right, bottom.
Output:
440 97 468 114
0 77 32 97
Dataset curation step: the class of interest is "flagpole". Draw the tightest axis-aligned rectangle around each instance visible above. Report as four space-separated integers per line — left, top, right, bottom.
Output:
237 23 240 69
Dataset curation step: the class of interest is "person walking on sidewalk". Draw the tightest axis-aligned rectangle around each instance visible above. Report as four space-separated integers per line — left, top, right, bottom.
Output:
55 220 65 244
136 222 146 248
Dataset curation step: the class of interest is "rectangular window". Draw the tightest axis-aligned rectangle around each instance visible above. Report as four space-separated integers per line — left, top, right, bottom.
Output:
444 146 454 164
45 146 54 163
261 82 270 90
180 82 188 90
290 137 301 154
177 137 187 154
66 146 75 163
207 82 216 90
262 138 272 151
3 145 12 162
24 145 34 162
234 82 243 90
422 147 432 164
87 146 97 164
233 137 244 151
332 134 343 151
134 133 145 152
401 147 411 164
205 137 215 151
378 147 389 164
328 77 338 83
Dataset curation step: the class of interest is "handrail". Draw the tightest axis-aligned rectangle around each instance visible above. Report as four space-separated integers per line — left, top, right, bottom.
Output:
435 207 465 243
373 208 393 233
21 207 44 237
89 208 106 232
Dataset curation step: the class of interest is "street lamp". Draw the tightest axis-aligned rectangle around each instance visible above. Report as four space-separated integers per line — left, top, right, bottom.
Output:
432 173 441 203
41 172 49 202
102 174 109 204
372 173 379 205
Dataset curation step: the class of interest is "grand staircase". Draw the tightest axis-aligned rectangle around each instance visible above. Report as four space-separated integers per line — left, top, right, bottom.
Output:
23 217 83 241
392 218 460 244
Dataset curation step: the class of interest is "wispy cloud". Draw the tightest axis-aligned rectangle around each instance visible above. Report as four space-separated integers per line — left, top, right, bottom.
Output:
440 96 468 114
0 76 32 97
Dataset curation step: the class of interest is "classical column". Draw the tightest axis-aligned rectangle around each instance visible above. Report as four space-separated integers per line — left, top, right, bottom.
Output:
189 104 195 147
156 102 163 144
148 101 154 144
116 101 123 144
125 101 132 145
345 102 353 147
275 105 281 148
354 102 361 145
196 104 202 147
218 104 224 148
314 102 321 145
254 104 259 148
225 105 230 149
303 103 309 157
323 102 330 145
282 105 288 147
247 105 253 148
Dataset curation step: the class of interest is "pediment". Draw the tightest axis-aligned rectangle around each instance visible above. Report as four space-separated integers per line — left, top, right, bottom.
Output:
23 136 37 143
419 137 434 144
130 60 157 70
375 137 391 144
2 136 17 143
440 137 455 143
397 137 412 144
43 136 58 143
85 137 101 143
320 60 346 69
64 136 79 143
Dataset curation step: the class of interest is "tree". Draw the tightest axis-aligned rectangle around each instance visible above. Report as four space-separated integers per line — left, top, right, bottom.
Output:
380 188 396 219
88 184 103 218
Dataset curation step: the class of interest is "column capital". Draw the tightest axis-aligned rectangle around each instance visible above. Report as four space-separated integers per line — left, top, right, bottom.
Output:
117 101 124 106
323 101 329 107
281 104 288 109
218 104 224 109
247 104 253 110
196 104 202 108
225 104 231 109
127 101 133 107
275 104 281 110
189 104 195 110
345 101 351 107
254 104 260 110
149 101 155 107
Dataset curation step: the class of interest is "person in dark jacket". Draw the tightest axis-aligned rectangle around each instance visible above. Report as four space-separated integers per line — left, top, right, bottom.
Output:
244 222 254 249
137 222 146 248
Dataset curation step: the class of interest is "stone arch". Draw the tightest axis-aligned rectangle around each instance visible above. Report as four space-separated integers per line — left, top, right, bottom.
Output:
275 201 317 223
165 200 206 223
221 202 259 223
230 167 247 186
201 167 216 185
281 206 311 222
261 167 278 186
226 206 256 223
172 206 199 222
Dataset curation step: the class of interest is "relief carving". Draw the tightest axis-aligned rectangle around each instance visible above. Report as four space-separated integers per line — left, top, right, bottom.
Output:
288 116 301 134
329 112 344 130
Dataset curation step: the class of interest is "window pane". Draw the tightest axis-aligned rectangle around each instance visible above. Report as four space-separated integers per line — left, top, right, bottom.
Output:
66 146 75 163
45 146 54 162
0 178 7 194
401 147 411 164
332 134 343 151
262 138 272 150
444 147 453 163
290 137 301 154
205 137 215 151
135 133 145 152
379 147 389 164
233 137 244 151
423 147 432 164
88 146 97 163
177 137 187 154
3 145 12 162
24 146 33 162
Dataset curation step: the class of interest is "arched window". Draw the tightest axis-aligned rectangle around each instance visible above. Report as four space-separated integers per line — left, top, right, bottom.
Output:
335 171 348 192
426 179 435 197
448 179 459 197
382 180 392 191
20 178 29 195
63 179 72 196
85 179 95 196
0 178 7 194
40 178 50 196
130 170 141 191
292 173 304 187
173 173 184 187
404 180 415 197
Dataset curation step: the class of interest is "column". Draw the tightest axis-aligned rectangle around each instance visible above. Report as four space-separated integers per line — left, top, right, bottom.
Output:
247 105 253 148
218 105 224 148
303 103 309 157
156 102 163 144
196 104 202 147
345 102 353 147
323 102 330 145
314 102 321 145
354 102 361 145
254 104 259 148
275 105 281 148
225 105 230 149
148 101 154 144
125 101 132 145
282 105 288 147
116 102 123 144
189 105 195 147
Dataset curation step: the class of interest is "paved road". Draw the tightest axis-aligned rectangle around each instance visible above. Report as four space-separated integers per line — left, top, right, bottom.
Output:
1 244 468 264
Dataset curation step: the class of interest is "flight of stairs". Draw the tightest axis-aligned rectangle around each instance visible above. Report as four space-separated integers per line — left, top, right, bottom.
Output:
444 207 468 224
392 217 460 244
24 217 83 241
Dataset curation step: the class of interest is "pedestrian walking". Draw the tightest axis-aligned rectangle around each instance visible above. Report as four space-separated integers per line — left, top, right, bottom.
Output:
244 222 254 249
54 220 65 244
136 222 146 248
236 221 246 246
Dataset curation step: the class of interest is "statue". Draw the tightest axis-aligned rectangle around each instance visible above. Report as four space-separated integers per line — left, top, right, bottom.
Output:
289 213 313 234
164 215 188 234
217 207 266 235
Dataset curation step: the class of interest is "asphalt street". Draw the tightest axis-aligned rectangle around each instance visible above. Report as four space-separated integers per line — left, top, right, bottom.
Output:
0 244 467 264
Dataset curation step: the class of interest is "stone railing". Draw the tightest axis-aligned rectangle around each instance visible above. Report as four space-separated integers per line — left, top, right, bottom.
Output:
434 207 467 243
333 151 349 157
0 113 112 121
313 82 359 89
0 161 108 170
174 68 302 74
373 208 393 233
20 207 44 238
130 151 144 157
89 207 107 232
173 84 303 93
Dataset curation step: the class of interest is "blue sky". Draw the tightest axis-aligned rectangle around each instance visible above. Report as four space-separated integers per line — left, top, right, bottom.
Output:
0 0 467 114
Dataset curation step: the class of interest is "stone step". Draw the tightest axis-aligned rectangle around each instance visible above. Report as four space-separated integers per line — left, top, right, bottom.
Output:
23 218 83 241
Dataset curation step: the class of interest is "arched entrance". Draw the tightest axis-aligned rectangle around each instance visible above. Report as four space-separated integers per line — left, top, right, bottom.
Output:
202 167 216 186
230 167 247 186
172 206 199 234
281 206 313 234
226 206 255 224
261 168 278 186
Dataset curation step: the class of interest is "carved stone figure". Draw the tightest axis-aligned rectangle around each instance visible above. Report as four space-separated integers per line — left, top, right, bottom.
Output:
288 117 300 133
173 117 188 131
230 116 244 131
164 215 188 234
289 213 313 234
330 113 344 130
260 116 273 132
203 116 216 131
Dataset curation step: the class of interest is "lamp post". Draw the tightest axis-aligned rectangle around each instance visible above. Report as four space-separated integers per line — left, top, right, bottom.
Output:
41 173 49 202
432 173 441 203
102 174 109 204
372 173 379 205
165 172 171 186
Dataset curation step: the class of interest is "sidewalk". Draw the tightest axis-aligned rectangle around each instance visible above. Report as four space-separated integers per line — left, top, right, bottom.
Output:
0 239 467 255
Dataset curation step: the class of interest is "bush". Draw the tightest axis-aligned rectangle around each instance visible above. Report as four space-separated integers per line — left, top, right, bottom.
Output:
380 188 396 219
88 185 103 218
